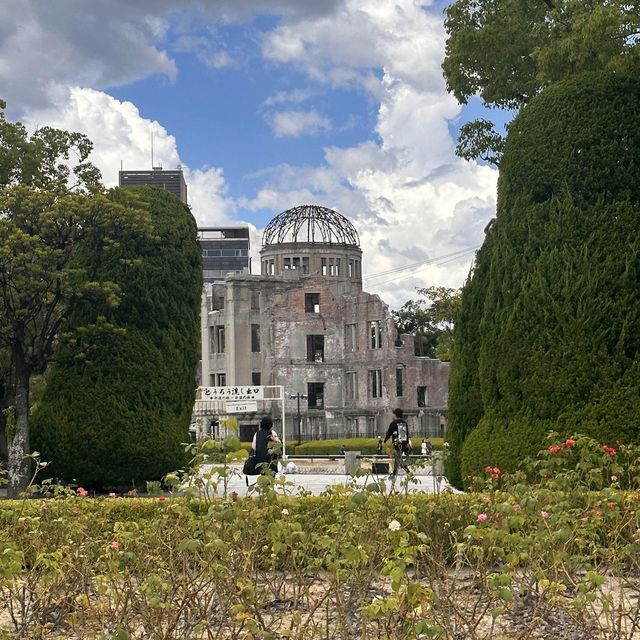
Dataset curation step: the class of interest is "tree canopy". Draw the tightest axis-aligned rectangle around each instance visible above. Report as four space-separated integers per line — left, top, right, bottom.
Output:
0 101 151 495
445 71 640 487
392 286 460 361
30 186 202 489
442 0 640 163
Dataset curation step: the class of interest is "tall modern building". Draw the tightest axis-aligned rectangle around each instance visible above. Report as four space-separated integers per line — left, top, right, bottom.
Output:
197 205 449 442
118 167 188 204
198 227 251 284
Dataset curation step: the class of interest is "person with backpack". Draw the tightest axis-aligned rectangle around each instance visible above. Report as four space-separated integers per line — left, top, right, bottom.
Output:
383 408 411 477
251 416 281 475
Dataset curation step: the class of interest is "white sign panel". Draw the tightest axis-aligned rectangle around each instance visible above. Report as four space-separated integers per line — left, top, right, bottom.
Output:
226 401 258 414
199 386 265 401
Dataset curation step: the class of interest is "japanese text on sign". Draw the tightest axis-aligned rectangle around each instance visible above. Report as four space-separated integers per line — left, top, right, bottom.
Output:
199 386 264 401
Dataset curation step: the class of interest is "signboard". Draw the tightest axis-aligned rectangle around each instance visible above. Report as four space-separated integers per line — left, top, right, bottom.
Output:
226 400 258 414
199 386 264 401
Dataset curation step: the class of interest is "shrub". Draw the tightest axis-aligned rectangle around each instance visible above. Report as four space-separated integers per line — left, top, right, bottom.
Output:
2 437 640 639
31 187 202 489
292 437 445 456
448 71 640 486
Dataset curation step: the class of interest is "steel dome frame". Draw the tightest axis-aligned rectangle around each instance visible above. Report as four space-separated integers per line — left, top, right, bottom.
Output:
262 205 360 247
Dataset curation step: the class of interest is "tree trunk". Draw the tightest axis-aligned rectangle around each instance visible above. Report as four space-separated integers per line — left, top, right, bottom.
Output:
7 347 30 498
0 380 8 464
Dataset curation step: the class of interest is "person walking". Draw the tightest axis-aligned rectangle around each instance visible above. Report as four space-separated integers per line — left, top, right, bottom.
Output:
376 436 383 455
421 438 432 457
252 416 281 475
384 408 411 477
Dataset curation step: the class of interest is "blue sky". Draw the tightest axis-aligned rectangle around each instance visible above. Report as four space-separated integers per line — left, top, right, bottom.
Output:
1 0 500 308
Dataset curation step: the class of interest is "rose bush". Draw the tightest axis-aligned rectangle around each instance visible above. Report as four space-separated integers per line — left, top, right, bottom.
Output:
0 434 639 638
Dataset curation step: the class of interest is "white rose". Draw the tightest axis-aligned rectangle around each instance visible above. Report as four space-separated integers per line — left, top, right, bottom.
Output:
388 519 401 531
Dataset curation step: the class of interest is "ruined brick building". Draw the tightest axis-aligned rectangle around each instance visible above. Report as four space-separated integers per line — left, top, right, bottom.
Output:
199 205 449 442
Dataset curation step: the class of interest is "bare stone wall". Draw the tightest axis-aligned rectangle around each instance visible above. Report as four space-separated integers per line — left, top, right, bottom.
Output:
200 273 450 442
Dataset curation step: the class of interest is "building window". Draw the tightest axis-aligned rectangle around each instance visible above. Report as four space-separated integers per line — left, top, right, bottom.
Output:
251 324 260 352
302 257 309 274
321 258 327 275
345 323 358 351
268 260 275 275
369 369 382 398
348 260 354 277
417 386 428 407
217 373 226 386
292 256 300 270
284 257 291 269
307 335 325 362
209 374 215 386
215 326 225 353
305 292 320 313
251 290 260 310
369 320 381 349
307 382 324 409
396 366 405 397
212 295 225 311
346 371 357 400
252 371 261 385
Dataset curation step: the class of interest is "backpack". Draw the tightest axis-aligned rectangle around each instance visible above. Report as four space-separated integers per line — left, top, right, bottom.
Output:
396 420 409 444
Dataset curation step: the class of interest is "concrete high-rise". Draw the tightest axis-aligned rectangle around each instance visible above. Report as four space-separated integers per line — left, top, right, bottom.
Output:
198 227 251 284
118 167 188 204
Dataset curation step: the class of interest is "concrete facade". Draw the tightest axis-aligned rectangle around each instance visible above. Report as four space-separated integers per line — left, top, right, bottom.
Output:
198 206 449 443
198 227 250 284
118 168 188 204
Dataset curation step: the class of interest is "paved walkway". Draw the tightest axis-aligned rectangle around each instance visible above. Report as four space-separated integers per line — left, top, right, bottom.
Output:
190 463 454 498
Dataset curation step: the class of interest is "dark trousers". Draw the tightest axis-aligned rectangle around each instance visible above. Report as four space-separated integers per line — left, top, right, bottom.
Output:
391 444 409 476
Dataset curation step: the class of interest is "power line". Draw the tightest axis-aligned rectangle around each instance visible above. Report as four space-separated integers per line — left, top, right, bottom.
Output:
363 246 480 285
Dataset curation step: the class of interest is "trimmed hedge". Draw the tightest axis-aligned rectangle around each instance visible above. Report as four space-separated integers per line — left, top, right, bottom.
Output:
447 72 640 486
31 187 202 488
237 437 445 456
291 437 445 456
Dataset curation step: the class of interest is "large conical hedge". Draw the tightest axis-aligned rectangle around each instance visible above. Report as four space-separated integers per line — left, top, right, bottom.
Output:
31 186 202 488
446 72 640 487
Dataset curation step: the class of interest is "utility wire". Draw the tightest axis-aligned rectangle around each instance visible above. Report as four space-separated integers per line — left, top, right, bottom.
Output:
363 246 479 285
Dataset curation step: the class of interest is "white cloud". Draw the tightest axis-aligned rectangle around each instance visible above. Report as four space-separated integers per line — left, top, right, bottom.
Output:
252 0 499 306
263 88 317 107
172 35 238 69
0 1 177 110
2 0 499 308
0 0 345 113
21 87 234 227
268 109 332 138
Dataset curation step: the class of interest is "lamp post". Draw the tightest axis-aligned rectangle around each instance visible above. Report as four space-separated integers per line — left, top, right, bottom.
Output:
289 393 307 444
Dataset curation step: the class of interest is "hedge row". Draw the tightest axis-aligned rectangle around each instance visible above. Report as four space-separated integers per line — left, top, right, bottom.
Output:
447 71 640 487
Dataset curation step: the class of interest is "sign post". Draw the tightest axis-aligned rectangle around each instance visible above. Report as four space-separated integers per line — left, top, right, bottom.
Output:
195 385 287 457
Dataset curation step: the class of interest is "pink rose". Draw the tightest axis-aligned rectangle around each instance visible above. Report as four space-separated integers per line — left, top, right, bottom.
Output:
110 541 120 550
76 487 88 497
477 513 488 523
540 511 550 519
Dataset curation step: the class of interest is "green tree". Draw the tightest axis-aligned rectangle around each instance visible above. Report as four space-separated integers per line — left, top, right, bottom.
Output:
393 286 460 360
442 0 640 163
31 186 202 489
0 100 150 496
446 72 640 486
